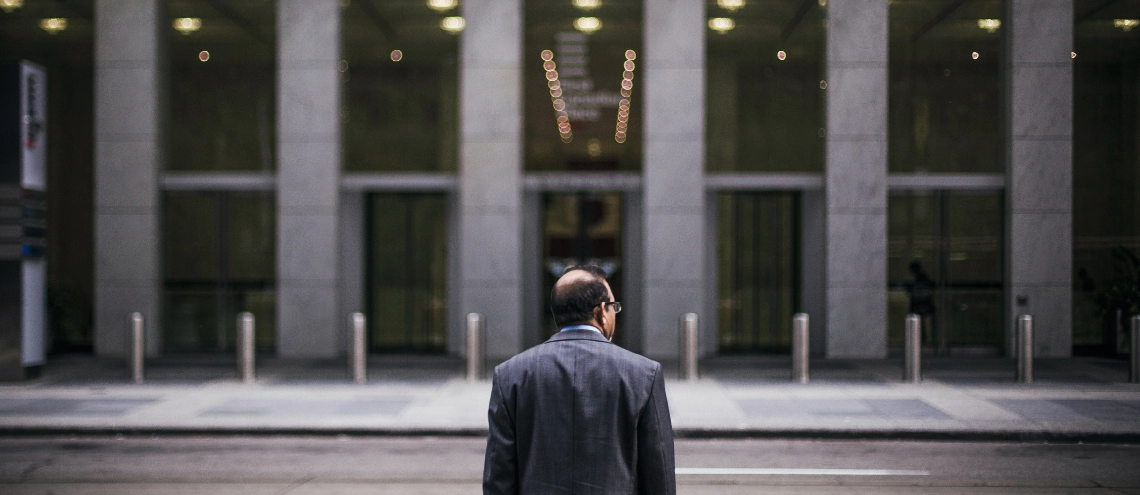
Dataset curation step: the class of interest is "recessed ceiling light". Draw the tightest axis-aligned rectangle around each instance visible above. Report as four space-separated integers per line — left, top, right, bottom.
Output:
427 0 457 13
717 0 744 11
708 17 735 34
173 17 202 35
573 0 601 11
0 0 23 14
440 16 465 34
39 18 67 34
977 19 1001 33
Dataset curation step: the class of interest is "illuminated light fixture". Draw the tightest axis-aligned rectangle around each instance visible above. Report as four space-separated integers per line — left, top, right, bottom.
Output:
198 50 210 62
708 17 735 34
173 17 202 35
818 0 826 6
717 0 744 11
441 16 465 33
1071 51 1077 59
0 0 23 13
573 0 601 11
390 50 403 61
39 18 67 34
1115 19 1140 31
615 49 636 144
777 50 787 60
971 51 979 60
427 0 458 12
543 50 573 143
574 17 601 34
977 18 1001 33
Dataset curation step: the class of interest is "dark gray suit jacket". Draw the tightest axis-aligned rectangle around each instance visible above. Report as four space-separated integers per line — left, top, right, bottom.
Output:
483 329 676 494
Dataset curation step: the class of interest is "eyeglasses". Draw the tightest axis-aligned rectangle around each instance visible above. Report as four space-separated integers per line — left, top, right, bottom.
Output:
600 301 621 314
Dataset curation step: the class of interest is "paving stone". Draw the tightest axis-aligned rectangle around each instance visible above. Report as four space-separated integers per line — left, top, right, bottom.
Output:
0 398 157 416
200 399 411 417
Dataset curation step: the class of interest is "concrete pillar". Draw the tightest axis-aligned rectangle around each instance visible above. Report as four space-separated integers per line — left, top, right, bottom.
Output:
642 0 705 360
824 0 888 358
277 0 341 357
459 0 523 361
1005 0 1072 357
94 0 164 357
800 190 826 356
339 191 365 355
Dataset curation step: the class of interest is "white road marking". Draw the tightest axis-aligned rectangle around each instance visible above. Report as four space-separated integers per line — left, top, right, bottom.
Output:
676 468 930 476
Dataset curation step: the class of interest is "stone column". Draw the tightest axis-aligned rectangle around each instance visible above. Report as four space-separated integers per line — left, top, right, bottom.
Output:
459 0 523 361
1006 0 1072 357
277 0 340 358
824 0 888 358
93 0 164 357
642 0 705 360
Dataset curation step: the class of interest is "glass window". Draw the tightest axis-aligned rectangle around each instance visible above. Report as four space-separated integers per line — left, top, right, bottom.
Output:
367 193 449 352
168 0 277 171
525 0 643 171
341 2 459 172
887 191 1004 353
1 2 95 352
163 192 276 352
706 0 825 173
717 192 799 352
540 192 625 345
1073 0 1140 355
889 0 1004 173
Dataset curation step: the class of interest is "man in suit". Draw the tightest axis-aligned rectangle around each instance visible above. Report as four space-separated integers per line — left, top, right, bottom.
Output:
483 265 676 494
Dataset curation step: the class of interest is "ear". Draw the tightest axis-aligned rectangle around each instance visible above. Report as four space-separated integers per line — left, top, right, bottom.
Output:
593 305 606 325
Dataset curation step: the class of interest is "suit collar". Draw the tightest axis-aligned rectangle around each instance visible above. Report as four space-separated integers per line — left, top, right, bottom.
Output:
546 329 611 344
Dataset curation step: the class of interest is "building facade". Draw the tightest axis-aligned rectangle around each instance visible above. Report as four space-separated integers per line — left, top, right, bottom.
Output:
1 0 1137 364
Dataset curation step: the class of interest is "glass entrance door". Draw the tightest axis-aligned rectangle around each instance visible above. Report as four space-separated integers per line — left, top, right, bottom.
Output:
716 192 800 353
888 191 1004 354
366 193 449 353
541 192 624 345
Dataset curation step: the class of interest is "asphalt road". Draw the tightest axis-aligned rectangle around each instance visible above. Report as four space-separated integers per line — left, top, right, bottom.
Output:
1 436 1138 494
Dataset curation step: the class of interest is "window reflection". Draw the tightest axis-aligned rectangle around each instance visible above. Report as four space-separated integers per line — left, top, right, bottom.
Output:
168 0 276 172
717 192 799 352
1073 0 1140 356
163 192 276 352
706 0 824 172
342 2 458 172
888 0 1004 173
526 0 643 171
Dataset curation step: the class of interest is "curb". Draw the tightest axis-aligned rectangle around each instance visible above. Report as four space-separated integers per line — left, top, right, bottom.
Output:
2 426 1138 444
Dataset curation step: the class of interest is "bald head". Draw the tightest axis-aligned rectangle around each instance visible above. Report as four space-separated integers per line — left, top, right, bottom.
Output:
550 265 612 328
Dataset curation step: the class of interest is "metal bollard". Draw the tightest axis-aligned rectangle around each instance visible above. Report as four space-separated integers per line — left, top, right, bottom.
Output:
792 313 809 383
238 312 255 383
680 313 699 382
130 312 145 384
1131 315 1139 384
466 313 485 381
1016 314 1033 383
351 312 367 384
904 314 922 383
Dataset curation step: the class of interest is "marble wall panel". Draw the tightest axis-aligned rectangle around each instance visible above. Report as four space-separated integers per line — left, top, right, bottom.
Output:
94 0 163 358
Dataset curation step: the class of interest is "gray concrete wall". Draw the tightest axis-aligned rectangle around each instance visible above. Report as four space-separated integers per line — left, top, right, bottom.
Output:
800 190 826 357
276 0 341 358
824 0 888 358
338 191 365 354
1005 0 1073 357
93 0 164 357
642 0 706 360
459 0 523 361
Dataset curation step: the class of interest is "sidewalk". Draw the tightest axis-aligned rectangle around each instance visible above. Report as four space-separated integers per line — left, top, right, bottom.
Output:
1 355 1138 442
